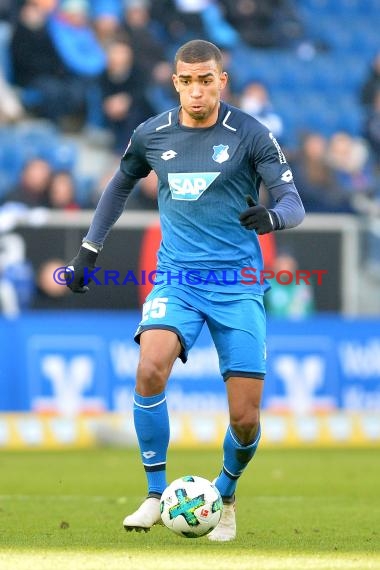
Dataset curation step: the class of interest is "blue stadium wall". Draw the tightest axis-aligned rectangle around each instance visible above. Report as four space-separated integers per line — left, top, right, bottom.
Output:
0 312 379 448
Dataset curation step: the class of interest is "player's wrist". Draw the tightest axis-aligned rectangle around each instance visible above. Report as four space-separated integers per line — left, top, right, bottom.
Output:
268 209 282 230
75 244 99 267
82 241 100 254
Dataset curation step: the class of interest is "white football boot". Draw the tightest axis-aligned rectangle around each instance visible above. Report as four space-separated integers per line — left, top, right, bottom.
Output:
207 499 236 542
123 497 162 533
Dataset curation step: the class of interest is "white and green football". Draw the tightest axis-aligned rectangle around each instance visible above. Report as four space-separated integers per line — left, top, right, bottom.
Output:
160 475 223 538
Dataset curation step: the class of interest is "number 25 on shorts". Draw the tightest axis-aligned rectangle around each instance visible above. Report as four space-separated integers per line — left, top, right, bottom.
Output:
142 297 169 321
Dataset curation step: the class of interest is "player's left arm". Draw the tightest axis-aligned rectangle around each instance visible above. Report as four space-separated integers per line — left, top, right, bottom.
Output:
267 181 305 230
240 183 305 235
240 128 305 234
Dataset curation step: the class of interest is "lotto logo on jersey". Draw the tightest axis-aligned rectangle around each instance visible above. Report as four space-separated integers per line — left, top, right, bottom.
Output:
168 172 220 201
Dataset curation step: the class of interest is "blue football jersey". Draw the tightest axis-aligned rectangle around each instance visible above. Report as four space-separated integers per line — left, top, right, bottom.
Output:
120 101 293 294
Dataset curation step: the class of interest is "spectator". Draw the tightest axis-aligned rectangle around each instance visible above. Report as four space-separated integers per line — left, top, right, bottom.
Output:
93 13 121 47
4 157 52 207
90 0 122 22
363 89 380 169
291 132 343 213
150 0 238 51
146 60 178 114
326 132 378 211
323 131 380 276
100 36 154 153
48 170 80 210
48 0 106 129
0 0 24 23
31 257 72 309
360 51 380 109
90 0 122 46
121 0 167 77
265 249 315 318
10 0 90 127
0 232 35 317
238 81 283 139
0 69 24 124
198 1 240 49
150 0 206 48
48 0 106 77
219 0 304 49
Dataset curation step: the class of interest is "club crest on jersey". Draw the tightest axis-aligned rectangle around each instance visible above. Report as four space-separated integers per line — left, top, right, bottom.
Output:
212 144 229 164
168 172 220 201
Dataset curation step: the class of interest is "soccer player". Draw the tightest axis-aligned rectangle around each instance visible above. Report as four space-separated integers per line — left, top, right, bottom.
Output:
66 39 305 541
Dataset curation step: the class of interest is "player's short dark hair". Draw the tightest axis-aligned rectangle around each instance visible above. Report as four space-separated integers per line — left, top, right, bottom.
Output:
174 40 223 72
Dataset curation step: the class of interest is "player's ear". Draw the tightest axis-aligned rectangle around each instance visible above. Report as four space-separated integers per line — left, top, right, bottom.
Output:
172 74 180 92
220 71 228 90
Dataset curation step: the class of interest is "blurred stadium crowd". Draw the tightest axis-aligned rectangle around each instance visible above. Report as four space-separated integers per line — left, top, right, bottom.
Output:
0 0 379 314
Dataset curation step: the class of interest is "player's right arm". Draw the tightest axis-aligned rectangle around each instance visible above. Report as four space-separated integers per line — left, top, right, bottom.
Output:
65 169 136 293
66 128 151 293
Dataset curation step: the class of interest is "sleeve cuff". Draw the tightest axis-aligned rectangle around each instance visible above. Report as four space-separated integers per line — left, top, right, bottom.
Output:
82 241 100 253
268 209 283 230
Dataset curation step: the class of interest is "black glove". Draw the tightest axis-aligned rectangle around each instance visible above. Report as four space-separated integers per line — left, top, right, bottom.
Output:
239 195 277 235
65 245 98 293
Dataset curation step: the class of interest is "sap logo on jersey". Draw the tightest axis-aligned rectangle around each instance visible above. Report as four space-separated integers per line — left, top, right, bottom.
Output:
168 172 220 200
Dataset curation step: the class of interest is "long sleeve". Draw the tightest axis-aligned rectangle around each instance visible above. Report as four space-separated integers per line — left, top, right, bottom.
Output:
269 182 305 230
84 169 136 249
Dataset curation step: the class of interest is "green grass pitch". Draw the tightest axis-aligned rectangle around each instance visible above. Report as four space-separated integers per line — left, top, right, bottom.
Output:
0 447 379 570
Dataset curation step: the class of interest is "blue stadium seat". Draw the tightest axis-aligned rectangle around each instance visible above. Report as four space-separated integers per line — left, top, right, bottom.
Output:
353 18 380 56
297 0 380 15
333 95 365 135
291 58 335 92
48 141 77 172
337 0 380 13
238 50 285 90
339 55 369 91
12 123 59 166
0 138 25 191
297 0 331 12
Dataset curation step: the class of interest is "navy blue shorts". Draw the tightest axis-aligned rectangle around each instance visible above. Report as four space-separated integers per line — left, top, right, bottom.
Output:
134 284 266 381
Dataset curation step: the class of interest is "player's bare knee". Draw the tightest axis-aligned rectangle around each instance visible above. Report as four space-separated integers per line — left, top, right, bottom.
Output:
230 409 260 444
136 358 170 395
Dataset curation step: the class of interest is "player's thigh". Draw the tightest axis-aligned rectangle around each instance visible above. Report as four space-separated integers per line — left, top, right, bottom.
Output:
135 285 205 363
207 296 266 380
139 329 182 369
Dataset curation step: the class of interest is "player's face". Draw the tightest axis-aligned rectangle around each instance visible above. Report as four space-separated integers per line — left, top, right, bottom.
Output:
172 59 228 128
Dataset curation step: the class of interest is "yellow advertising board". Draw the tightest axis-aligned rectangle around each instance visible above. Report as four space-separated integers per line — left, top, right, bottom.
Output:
0 412 379 449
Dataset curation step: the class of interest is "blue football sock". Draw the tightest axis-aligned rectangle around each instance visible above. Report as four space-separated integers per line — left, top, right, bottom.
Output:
215 424 261 500
133 390 170 496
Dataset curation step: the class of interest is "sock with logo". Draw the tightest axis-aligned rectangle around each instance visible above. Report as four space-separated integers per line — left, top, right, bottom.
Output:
214 424 261 500
133 390 170 496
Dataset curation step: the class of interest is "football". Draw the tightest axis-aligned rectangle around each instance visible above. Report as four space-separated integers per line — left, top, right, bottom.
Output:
160 475 223 538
